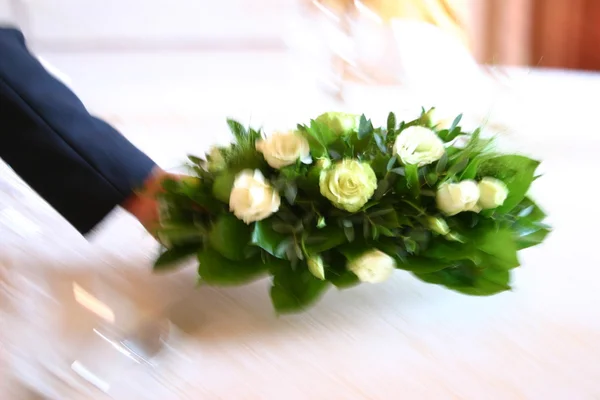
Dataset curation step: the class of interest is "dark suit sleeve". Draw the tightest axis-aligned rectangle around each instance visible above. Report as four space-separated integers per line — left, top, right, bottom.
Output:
0 27 157 234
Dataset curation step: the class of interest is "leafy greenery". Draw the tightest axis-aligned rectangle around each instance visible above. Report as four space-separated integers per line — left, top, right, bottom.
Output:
270 259 330 313
197 247 267 285
208 214 252 261
414 261 511 296
153 109 550 313
154 243 202 271
478 155 540 213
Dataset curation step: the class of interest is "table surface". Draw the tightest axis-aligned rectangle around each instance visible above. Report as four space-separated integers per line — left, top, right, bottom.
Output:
2 51 600 399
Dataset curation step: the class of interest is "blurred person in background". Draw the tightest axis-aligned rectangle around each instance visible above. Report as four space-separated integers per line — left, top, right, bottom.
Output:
0 27 167 237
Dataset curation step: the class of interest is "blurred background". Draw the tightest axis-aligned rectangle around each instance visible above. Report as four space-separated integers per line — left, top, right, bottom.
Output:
1 0 594 189
2 0 597 69
3 2 600 398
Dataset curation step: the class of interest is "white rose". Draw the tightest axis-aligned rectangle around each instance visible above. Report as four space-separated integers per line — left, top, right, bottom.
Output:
319 159 377 212
347 250 395 283
307 256 325 280
478 177 509 209
436 180 480 216
393 126 445 166
229 169 280 224
256 131 311 169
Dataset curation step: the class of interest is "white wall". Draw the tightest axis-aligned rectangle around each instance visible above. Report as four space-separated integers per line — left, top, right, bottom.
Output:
0 0 14 22
4 0 295 50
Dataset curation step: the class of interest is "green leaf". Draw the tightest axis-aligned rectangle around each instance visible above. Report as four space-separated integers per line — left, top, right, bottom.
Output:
460 158 480 180
343 224 355 242
324 251 360 289
515 197 547 222
386 156 397 171
405 164 420 197
301 119 338 158
373 240 405 258
414 261 511 296
208 214 252 261
425 171 438 186
251 220 289 259
270 260 329 313
367 207 395 218
283 182 298 205
156 224 203 246
478 155 540 213
373 178 390 200
227 118 247 140
430 222 520 270
304 226 347 253
370 153 389 176
358 114 374 139
447 156 469 176
212 170 236 203
438 127 462 143
476 227 520 269
187 155 203 165
153 244 201 271
425 240 478 262
160 178 222 214
374 133 387 153
395 257 448 273
313 119 338 144
449 114 463 131
515 227 550 250
389 167 405 176
387 112 396 132
435 152 448 174
329 269 359 288
197 247 267 285
337 242 370 261
404 238 417 254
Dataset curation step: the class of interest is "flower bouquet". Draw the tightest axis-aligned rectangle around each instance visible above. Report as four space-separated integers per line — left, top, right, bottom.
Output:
154 109 550 313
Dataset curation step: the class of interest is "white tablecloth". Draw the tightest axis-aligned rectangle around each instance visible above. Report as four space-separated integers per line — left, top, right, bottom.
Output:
2 53 600 399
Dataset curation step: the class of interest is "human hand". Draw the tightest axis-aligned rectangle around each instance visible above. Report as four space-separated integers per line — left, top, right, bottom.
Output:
121 167 176 237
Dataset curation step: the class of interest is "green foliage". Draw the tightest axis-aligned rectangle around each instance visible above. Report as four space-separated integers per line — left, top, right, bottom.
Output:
227 118 247 140
298 119 338 158
358 114 374 140
325 251 360 288
212 171 236 203
405 164 420 197
478 155 540 213
303 226 347 253
208 214 252 261
197 247 267 285
153 244 202 271
414 261 511 296
153 110 550 314
155 223 204 249
251 219 289 259
387 112 396 132
270 259 330 313
511 197 551 249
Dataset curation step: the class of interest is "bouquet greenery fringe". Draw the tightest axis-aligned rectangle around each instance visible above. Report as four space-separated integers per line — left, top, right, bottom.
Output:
153 108 550 313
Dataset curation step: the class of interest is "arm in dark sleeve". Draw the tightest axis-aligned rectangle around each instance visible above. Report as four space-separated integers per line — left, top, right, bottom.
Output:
0 27 156 234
